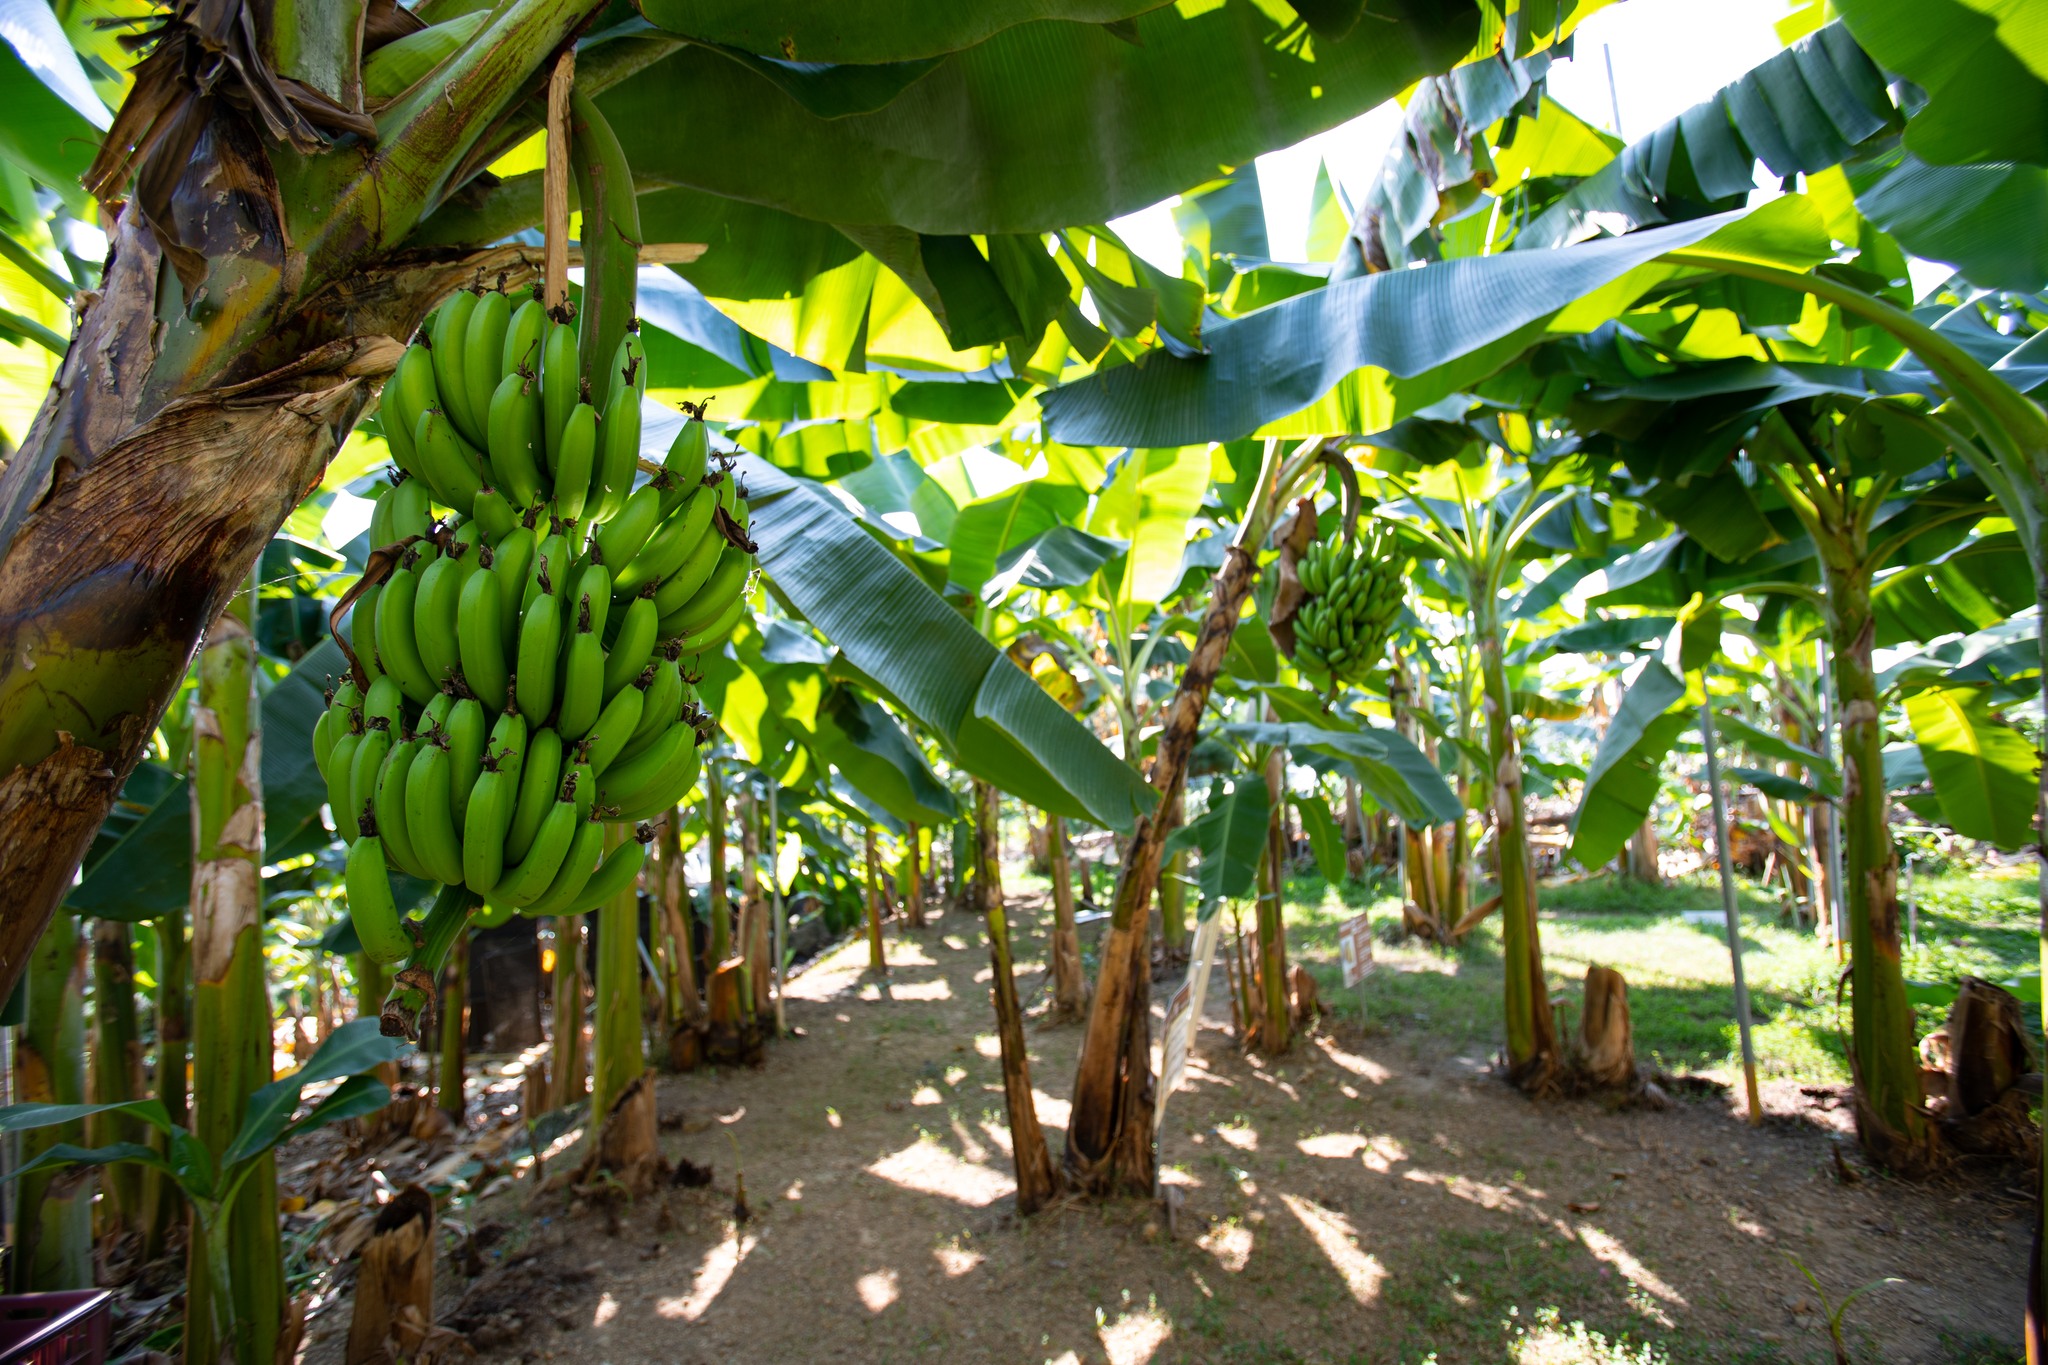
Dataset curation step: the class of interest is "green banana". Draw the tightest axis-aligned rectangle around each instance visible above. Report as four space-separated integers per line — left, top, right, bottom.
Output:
384 344 439 478
502 295 546 385
350 582 384 687
496 781 580 906
519 816 607 917
568 561 611 641
602 590 658 699
405 736 465 886
662 413 708 497
429 291 479 444
414 408 487 514
564 749 596 824
472 486 517 541
491 525 535 645
345 833 412 965
614 330 647 403
462 289 511 451
661 549 752 639
445 696 487 827
326 711 365 840
556 597 604 740
515 589 563 726
561 828 650 915
611 731 703 823
420 689 454 739
620 481 715 596
541 317 578 462
376 556 438 704
523 535 567 618
387 473 433 542
369 479 397 548
485 371 546 508
582 677 645 774
462 754 518 894
412 553 465 691
618 653 681 762
362 675 406 734
504 725 563 864
595 719 691 813
457 558 510 712
594 483 663 574
348 718 393 850
373 737 428 881
312 694 339 777
670 589 749 658
595 380 640 520
552 400 597 521
570 90 640 417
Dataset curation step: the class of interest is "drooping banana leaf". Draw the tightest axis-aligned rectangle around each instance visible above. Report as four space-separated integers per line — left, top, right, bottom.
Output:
1903 684 2041 851
734 451 1152 828
1568 653 1687 868
1164 778 1270 917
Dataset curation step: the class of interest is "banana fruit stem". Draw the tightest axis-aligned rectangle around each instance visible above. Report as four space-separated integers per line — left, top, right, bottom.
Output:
380 882 484 1041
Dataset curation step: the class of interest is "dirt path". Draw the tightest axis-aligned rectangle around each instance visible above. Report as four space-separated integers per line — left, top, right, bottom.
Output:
428 897 2026 1364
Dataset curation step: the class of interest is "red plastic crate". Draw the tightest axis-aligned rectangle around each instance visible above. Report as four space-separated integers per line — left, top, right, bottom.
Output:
0 1292 111 1365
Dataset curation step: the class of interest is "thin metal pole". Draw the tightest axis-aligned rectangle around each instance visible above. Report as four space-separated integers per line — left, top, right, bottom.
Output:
770 779 787 1035
1699 697 1764 1126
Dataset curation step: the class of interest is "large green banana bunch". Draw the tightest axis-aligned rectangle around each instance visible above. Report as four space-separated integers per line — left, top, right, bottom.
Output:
1291 520 1408 685
323 279 755 961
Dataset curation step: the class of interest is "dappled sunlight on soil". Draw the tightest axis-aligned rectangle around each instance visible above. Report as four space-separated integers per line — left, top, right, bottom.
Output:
432 892 2027 1365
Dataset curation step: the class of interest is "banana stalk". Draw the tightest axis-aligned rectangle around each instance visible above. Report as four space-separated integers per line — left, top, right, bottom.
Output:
90 920 145 1237
187 572 282 1365
11 911 89 1291
590 823 646 1126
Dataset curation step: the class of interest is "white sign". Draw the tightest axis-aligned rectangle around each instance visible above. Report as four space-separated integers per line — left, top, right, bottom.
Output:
1155 913 1222 1132
1338 913 1375 988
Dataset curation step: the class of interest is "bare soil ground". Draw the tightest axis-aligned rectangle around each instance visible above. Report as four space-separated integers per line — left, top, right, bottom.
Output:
317 894 2029 1365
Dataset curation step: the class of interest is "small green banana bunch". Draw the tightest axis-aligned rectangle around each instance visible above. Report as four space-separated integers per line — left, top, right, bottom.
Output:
322 288 754 962
1291 520 1409 685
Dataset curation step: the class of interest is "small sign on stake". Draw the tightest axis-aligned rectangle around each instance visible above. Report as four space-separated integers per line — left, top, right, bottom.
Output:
1338 913 1374 989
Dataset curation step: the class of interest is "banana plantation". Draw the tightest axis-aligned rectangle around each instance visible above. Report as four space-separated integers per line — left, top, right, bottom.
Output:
0 0 2042 1360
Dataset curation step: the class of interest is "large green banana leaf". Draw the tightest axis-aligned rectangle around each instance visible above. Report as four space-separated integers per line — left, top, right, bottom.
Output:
735 452 1151 828
0 0 109 212
1222 720 1461 828
1163 779 1270 916
638 0 1173 64
807 685 958 828
600 0 1475 236
1837 0 2048 168
1039 201 1832 446
1568 653 1686 869
1904 684 2041 851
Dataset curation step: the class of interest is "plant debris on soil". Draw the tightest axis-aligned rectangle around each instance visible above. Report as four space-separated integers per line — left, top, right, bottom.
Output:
291 893 2028 1365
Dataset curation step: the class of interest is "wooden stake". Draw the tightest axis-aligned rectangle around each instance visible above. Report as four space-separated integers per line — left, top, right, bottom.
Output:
543 49 575 315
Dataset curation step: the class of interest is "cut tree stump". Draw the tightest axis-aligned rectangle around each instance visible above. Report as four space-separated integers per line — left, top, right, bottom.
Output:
1578 965 1638 1091
1924 976 2039 1160
346 1184 435 1365
577 1067 667 1196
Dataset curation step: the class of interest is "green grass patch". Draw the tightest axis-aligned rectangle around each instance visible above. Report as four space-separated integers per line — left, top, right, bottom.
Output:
1267 864 2039 1087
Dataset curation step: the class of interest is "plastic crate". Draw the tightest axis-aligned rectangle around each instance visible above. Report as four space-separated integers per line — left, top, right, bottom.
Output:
0 1292 111 1365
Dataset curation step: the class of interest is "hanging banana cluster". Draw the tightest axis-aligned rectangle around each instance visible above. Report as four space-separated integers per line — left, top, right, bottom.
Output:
1292 520 1409 685
315 283 754 963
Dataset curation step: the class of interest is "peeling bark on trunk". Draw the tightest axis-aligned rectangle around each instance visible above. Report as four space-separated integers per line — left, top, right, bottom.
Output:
1046 813 1086 1020
187 583 281 1365
13 909 89 1292
656 816 705 1068
347 1185 435 1365
1475 591 1559 1095
1822 562 1936 1172
1578 965 1637 1090
1062 461 1299 1194
974 779 1062 1213
1256 747 1291 1054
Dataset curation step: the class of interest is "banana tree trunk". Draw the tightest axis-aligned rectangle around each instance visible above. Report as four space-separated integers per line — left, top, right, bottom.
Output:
1062 443 1315 1196
864 825 888 974
1046 814 1086 1020
904 822 925 927
1821 561 1934 1170
1474 590 1559 1093
437 934 468 1119
1624 820 1662 885
706 763 731 965
973 779 1062 1213
187 574 281 1365
1257 747 1291 1052
1159 794 1188 957
548 916 587 1112
656 816 705 1032
590 824 649 1150
90 918 144 1237
0 0 608 1013
13 909 89 1291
